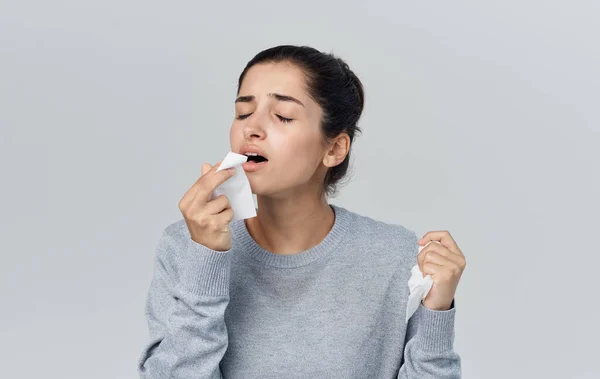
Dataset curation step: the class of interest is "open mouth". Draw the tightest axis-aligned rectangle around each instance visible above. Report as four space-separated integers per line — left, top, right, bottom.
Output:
244 153 268 163
243 152 269 172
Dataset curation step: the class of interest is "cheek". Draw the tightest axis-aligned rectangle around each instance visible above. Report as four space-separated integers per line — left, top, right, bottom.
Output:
272 130 323 172
229 123 242 147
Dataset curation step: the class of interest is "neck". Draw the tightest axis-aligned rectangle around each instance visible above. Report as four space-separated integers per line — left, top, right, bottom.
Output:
245 194 335 255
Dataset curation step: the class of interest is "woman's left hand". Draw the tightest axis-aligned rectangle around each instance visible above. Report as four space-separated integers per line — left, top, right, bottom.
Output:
417 230 466 311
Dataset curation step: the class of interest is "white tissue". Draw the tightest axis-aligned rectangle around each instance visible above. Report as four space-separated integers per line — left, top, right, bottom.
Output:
405 240 441 322
213 152 257 222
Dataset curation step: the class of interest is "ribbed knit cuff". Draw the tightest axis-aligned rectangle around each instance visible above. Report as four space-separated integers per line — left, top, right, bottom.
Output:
415 301 456 352
177 239 232 297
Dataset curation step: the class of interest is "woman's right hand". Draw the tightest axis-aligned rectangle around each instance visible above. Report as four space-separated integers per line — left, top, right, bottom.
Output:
178 162 236 251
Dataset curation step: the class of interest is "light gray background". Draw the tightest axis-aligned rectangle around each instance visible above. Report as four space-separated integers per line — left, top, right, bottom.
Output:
1 1 598 378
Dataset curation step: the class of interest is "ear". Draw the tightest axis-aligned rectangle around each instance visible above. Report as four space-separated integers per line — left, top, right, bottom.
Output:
323 133 350 168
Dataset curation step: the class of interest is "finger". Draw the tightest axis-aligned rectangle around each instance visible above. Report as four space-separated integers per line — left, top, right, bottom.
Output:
193 161 221 193
194 165 236 202
204 194 231 215
180 163 213 210
181 162 215 202
420 242 464 267
421 262 444 277
201 163 212 176
419 230 462 256
218 207 234 224
423 251 461 270
212 208 235 234
205 161 224 175
417 244 431 273
194 162 221 200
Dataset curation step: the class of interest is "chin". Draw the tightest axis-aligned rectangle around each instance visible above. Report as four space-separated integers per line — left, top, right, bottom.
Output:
246 178 268 196
247 174 312 199
249 185 276 197
248 181 286 199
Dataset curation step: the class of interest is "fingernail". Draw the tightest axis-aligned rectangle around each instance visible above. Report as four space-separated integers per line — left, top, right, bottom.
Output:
228 168 236 174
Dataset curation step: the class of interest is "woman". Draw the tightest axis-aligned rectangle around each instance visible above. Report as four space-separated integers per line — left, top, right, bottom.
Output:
138 45 466 378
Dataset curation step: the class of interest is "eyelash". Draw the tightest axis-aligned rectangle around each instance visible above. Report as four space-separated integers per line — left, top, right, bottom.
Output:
237 113 293 123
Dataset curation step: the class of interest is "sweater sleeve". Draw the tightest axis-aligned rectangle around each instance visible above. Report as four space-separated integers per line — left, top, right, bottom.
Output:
137 227 231 379
396 228 462 378
397 301 462 378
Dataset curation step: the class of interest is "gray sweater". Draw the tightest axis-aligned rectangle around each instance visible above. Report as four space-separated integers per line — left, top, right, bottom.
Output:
138 204 461 378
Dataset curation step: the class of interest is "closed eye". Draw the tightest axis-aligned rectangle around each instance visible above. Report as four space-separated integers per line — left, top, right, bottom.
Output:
237 113 293 123
276 115 293 123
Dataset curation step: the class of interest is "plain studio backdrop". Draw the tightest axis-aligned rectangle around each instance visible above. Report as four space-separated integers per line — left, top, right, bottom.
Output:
1 1 598 378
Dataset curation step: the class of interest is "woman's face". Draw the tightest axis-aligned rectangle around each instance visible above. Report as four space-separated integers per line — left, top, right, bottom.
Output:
230 61 328 197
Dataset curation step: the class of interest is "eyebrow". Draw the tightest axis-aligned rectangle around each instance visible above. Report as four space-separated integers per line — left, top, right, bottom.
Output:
235 93 305 107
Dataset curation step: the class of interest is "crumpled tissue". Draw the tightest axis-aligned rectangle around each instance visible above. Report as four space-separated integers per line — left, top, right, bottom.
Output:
405 240 441 322
213 152 257 222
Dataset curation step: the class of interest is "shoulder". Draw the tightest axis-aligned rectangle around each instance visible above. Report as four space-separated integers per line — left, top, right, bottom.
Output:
341 206 420 268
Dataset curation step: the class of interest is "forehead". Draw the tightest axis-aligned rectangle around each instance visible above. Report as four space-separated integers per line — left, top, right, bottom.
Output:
239 62 309 99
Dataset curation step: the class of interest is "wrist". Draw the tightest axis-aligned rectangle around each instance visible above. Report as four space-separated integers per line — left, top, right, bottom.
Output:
422 298 454 311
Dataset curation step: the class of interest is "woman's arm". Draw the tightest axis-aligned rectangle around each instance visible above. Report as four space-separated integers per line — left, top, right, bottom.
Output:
397 229 465 378
137 227 231 379
397 301 461 378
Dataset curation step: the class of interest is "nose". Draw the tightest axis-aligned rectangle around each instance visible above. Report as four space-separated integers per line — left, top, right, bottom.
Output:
242 111 266 140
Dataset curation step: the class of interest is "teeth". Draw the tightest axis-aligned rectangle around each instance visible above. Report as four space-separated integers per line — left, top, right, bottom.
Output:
245 153 259 156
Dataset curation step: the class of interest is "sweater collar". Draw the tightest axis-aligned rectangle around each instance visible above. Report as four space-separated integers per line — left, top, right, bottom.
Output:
231 204 353 268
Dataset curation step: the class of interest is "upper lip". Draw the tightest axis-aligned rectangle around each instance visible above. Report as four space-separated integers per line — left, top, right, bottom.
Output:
239 144 268 159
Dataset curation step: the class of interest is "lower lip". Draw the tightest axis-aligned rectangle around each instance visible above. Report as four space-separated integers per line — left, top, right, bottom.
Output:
242 160 268 172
